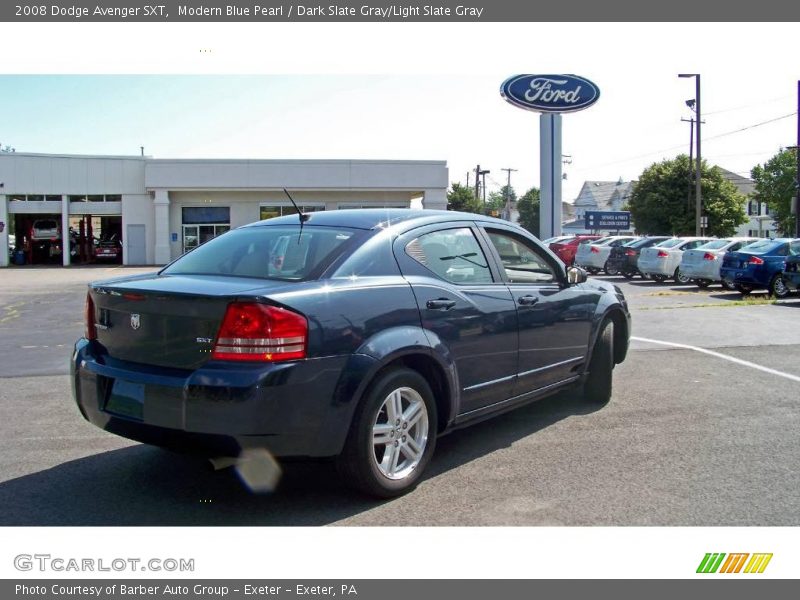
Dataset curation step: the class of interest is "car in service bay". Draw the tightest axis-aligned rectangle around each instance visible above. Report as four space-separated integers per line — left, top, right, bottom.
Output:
72 209 631 497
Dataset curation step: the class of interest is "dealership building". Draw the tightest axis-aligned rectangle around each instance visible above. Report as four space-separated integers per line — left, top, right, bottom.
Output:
0 153 449 267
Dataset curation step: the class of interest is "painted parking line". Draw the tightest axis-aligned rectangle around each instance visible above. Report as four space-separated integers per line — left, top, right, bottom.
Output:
631 336 800 384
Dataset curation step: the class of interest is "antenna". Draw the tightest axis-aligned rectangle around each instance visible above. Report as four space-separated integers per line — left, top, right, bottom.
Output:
283 188 309 243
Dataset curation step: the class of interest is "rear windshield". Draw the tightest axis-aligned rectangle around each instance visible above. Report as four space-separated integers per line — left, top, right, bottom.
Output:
35 220 58 229
655 238 683 248
627 237 666 248
162 226 359 281
742 240 782 254
698 240 731 250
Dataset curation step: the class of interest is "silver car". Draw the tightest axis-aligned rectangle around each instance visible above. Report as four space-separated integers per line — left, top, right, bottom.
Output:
638 237 715 283
680 238 759 289
574 235 638 274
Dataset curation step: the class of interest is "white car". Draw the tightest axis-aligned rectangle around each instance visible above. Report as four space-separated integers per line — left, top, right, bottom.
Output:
679 237 759 289
638 237 715 283
30 219 60 241
574 235 638 274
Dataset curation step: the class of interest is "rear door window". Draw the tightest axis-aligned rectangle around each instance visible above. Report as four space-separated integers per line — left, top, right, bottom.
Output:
405 228 493 284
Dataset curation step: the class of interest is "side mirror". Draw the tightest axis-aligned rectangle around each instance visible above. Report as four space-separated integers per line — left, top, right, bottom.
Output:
567 266 588 285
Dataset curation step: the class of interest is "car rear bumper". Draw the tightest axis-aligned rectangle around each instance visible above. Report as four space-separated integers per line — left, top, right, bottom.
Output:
719 266 768 288
71 338 365 458
637 258 672 276
679 262 720 281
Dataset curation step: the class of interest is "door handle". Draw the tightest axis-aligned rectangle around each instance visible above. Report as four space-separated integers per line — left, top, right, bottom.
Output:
426 298 456 310
517 295 539 306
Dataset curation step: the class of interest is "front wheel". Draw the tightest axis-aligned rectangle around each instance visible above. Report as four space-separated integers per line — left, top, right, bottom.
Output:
769 274 791 299
735 284 753 296
583 319 614 405
337 367 437 498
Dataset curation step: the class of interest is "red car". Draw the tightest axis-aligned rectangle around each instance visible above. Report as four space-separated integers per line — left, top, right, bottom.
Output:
550 235 603 266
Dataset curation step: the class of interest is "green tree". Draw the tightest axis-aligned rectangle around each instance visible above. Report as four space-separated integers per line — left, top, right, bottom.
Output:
517 187 540 234
446 183 481 214
485 185 517 217
628 155 746 237
751 148 797 236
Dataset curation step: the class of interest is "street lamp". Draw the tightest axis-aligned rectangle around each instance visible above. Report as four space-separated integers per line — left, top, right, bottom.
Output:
679 74 702 235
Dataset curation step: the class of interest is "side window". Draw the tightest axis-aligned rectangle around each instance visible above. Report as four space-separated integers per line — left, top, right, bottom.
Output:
485 230 557 284
787 241 800 256
728 242 742 251
406 228 493 284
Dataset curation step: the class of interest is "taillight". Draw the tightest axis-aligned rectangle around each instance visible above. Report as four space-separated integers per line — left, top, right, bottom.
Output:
84 292 97 340
625 249 636 256
747 256 764 266
657 250 669 258
212 302 307 362
590 246 600 253
703 252 717 261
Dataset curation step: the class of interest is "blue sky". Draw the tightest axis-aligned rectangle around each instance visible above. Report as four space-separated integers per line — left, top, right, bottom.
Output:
1 71 797 202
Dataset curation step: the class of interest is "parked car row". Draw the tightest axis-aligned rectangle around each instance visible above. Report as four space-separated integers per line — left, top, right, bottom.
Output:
567 233 800 299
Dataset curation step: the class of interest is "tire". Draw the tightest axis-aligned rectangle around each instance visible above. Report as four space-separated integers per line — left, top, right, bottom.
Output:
735 284 752 296
721 278 736 291
768 274 791 299
336 367 437 498
583 319 614 405
604 261 620 276
651 274 667 283
674 267 691 284
621 270 636 280
695 279 711 289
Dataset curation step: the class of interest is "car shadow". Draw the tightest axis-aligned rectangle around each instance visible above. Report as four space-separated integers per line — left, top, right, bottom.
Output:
0 389 598 526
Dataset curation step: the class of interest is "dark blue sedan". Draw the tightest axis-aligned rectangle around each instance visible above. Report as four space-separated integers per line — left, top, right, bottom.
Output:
720 238 800 298
72 210 631 497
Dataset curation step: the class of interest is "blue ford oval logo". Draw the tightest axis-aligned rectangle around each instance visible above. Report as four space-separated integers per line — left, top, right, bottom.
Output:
500 74 600 113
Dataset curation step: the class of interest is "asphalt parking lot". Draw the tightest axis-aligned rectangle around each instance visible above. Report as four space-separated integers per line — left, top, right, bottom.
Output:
1 266 799 526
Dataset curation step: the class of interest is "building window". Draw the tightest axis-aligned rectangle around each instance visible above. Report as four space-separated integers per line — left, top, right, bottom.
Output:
747 200 757 216
259 204 325 220
337 203 408 210
181 206 231 253
45 195 61 202
105 195 122 202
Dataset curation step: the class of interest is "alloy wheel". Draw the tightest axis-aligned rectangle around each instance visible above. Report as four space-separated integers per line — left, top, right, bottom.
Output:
371 387 429 481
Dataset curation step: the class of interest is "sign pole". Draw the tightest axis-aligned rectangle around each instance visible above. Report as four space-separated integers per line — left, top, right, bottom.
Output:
539 113 562 240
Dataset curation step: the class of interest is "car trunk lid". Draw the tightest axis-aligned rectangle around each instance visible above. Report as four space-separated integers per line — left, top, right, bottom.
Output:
89 274 295 370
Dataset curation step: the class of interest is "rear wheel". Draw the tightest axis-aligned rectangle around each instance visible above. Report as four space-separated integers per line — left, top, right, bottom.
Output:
674 267 691 284
583 319 614 406
604 261 620 276
337 367 437 498
769 274 791 299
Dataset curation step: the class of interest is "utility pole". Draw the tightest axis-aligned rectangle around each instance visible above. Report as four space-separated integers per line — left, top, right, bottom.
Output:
465 171 470 189
475 164 490 205
681 117 694 212
501 167 517 220
679 74 702 235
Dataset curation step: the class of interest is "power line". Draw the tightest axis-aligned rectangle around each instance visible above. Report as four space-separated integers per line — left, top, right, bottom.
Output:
573 111 798 173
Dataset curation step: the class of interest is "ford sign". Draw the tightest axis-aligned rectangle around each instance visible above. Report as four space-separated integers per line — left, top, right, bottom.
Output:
500 74 600 113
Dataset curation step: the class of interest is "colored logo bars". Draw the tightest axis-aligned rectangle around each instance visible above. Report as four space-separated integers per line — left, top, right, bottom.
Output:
696 553 773 574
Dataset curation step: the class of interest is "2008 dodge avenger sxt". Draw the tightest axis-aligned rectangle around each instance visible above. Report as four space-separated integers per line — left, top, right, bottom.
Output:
72 209 630 497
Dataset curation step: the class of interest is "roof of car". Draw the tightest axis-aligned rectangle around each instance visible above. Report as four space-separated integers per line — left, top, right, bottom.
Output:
245 209 519 231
